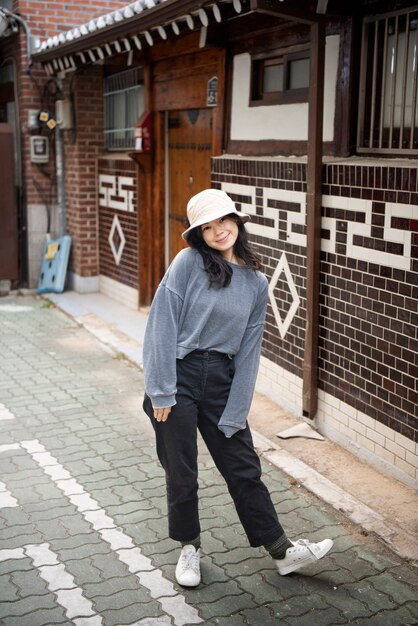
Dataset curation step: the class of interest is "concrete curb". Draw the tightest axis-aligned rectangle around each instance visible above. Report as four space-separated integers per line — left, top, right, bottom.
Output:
251 431 418 565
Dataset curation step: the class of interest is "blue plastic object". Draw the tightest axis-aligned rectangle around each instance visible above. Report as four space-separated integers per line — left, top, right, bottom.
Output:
37 235 72 294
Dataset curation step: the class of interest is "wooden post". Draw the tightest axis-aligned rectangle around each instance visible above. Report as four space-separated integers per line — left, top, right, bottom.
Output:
303 19 325 419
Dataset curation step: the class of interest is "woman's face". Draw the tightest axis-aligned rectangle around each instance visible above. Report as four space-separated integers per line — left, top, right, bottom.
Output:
201 216 238 258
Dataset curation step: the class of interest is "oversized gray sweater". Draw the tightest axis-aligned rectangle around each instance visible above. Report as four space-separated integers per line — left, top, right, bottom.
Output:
143 247 268 437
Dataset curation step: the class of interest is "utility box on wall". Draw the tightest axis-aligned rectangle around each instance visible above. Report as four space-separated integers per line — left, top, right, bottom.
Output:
55 99 73 130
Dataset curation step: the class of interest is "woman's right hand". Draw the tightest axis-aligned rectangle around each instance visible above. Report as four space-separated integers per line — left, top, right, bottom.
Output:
153 407 172 422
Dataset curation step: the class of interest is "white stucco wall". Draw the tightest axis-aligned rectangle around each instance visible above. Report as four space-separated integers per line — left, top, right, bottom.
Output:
230 34 340 143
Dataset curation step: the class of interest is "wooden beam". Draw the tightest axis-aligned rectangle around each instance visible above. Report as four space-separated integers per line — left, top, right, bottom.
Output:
250 0 320 24
303 19 325 419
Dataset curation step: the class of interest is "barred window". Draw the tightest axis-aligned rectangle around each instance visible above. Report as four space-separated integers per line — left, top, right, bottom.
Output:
104 67 144 151
357 7 418 155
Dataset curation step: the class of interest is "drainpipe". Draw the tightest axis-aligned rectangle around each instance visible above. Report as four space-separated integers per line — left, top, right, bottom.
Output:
55 120 66 237
302 19 325 419
0 8 40 66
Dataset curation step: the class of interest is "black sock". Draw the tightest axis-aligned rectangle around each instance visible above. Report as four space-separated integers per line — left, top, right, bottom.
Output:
181 535 201 550
265 535 293 560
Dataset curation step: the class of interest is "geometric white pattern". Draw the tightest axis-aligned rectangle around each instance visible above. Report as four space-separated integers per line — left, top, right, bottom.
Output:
268 252 301 339
322 195 413 270
99 174 135 212
220 181 306 242
108 214 125 266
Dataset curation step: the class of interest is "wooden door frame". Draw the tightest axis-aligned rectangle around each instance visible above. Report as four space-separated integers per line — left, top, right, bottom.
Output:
132 46 226 306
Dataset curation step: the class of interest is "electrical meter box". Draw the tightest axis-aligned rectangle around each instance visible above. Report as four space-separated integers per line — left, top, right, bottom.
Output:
55 99 73 130
30 135 49 163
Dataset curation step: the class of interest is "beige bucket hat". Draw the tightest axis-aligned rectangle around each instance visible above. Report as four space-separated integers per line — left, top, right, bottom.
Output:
182 189 250 240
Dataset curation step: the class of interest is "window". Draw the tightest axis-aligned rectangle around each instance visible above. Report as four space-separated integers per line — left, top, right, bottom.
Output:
357 8 418 154
104 67 144 151
251 49 310 106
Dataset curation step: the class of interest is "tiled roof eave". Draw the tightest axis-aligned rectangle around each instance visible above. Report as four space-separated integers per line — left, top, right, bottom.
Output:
33 0 241 64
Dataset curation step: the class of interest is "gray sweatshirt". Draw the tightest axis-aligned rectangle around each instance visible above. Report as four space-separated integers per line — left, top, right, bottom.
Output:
143 247 268 437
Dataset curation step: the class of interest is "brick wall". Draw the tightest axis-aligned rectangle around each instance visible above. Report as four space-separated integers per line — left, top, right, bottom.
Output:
64 66 105 280
320 163 417 445
14 0 130 207
212 156 418 485
98 158 138 291
6 1 130 285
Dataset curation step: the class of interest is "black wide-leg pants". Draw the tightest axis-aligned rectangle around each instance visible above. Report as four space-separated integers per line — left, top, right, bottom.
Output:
143 350 285 547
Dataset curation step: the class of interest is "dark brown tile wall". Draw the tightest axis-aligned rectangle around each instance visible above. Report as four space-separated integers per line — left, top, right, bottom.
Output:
98 159 138 289
212 158 418 444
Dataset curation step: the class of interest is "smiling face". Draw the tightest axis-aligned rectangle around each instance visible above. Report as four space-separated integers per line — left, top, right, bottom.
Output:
201 215 239 259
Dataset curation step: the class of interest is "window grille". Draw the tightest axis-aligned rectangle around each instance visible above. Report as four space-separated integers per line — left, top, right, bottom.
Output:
357 7 418 155
104 67 144 151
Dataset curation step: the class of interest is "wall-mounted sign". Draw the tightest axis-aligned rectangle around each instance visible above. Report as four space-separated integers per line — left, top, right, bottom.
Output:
207 76 218 107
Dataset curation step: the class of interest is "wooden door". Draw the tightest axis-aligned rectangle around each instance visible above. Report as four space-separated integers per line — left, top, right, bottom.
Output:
167 108 212 262
0 124 18 283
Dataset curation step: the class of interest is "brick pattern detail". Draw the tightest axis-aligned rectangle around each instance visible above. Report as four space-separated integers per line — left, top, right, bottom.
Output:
98 159 138 289
211 158 418 444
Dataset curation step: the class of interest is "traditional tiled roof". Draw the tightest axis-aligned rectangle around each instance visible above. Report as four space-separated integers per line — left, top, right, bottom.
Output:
34 0 246 72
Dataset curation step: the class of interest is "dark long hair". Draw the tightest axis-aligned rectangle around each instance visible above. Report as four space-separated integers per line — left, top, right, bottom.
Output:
186 214 262 288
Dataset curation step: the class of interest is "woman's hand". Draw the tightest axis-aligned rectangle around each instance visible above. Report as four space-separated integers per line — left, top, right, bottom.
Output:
153 407 172 422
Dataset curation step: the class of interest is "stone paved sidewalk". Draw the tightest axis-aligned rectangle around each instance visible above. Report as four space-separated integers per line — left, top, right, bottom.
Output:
0 296 417 626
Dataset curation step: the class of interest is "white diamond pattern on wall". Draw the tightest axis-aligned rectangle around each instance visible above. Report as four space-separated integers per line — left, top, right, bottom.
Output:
108 214 126 266
268 252 301 339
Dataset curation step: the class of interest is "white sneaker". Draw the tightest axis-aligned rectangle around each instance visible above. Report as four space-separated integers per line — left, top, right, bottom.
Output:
275 538 333 576
175 545 201 587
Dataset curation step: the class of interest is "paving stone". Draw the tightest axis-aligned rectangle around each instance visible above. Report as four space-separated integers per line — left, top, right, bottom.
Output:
55 539 112 561
83 573 139 598
0 607 71 626
202 534 247 560
207 526 247 551
241 605 284 625
0 592 58 617
102 602 163 626
93 587 155 613
0 574 20 602
0 531 43 549
63 557 103 586
106 500 155 517
323 585 374 620
284 607 347 625
197 591 257 620
340 579 398 613
367 571 418 604
0 508 33 528
329 547 383 579
12 567 53 598
347 607 416 626
0 558 33 575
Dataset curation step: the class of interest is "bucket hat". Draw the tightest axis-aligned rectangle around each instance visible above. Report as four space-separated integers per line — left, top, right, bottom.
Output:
182 189 250 240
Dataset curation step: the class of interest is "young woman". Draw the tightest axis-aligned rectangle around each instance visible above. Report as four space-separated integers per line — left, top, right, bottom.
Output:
142 188 333 587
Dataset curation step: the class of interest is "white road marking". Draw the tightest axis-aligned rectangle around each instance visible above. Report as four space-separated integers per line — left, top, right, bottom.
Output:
0 543 100 623
19 439 203 626
0 404 15 421
0 480 18 508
